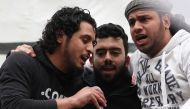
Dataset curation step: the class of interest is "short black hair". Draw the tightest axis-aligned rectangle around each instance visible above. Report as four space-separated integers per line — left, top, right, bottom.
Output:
95 23 128 54
39 7 97 54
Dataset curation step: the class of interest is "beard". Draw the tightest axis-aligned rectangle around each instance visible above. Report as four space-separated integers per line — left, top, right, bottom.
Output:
63 42 84 78
94 62 126 85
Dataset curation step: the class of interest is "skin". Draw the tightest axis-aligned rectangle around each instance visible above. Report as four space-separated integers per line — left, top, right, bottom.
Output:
14 36 129 82
47 21 107 109
57 86 106 109
128 9 172 58
93 37 127 82
12 21 107 109
47 21 95 73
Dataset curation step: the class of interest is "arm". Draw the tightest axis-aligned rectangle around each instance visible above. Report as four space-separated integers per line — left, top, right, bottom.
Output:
56 86 107 109
180 37 190 108
0 52 106 109
0 52 56 109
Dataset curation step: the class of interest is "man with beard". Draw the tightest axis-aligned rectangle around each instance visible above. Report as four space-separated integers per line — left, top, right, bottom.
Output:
9 23 141 109
0 7 107 109
125 0 190 108
83 23 141 109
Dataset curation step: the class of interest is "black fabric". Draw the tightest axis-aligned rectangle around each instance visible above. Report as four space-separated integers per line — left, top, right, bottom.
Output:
83 67 142 109
0 44 87 109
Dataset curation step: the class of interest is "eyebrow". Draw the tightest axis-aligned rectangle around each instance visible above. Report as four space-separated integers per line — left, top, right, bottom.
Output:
96 47 121 51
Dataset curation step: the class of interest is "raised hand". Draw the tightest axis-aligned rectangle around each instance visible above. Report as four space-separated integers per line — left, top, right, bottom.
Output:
57 86 107 109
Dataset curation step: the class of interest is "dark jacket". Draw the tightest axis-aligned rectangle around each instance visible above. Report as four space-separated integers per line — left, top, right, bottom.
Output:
0 44 87 109
82 67 142 109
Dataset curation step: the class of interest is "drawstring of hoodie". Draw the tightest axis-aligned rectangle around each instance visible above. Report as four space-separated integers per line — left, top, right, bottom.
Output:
161 51 168 109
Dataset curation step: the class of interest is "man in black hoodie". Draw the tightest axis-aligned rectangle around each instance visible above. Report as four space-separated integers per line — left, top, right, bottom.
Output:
83 23 141 109
7 23 141 109
0 7 106 109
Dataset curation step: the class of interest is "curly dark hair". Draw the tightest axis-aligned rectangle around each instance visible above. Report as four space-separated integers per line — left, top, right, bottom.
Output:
95 23 128 54
39 7 97 54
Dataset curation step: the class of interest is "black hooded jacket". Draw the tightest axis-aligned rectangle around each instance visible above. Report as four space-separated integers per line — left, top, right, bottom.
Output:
0 44 87 109
0 44 141 109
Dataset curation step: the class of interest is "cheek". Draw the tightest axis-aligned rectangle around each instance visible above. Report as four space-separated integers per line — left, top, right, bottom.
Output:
93 57 103 67
130 28 134 35
115 57 125 66
130 29 136 40
67 45 80 61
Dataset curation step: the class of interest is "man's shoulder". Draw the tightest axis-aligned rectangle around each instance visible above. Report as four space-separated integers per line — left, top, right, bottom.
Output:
6 51 38 66
1 51 40 76
129 50 141 64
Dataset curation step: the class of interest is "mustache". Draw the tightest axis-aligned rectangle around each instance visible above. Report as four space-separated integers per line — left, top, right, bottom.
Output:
135 34 147 40
101 64 116 69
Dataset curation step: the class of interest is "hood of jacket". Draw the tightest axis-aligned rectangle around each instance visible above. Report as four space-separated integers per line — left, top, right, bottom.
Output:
33 44 84 84
140 29 190 58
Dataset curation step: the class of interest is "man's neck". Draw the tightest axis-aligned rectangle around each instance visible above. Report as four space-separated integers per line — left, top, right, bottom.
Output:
46 51 67 73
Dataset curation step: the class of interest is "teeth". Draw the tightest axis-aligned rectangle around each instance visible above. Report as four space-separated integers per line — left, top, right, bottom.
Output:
81 54 90 62
84 56 88 60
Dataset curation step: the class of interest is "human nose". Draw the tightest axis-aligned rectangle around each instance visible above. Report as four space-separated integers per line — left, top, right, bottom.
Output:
132 21 143 34
86 43 93 54
105 52 111 60
104 52 112 65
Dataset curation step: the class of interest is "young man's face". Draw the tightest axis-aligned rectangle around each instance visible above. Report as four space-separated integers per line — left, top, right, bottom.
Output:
128 9 171 57
93 37 126 82
59 21 95 73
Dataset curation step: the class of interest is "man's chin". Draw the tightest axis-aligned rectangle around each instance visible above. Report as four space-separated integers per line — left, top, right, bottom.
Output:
68 65 84 77
75 66 84 74
101 75 115 82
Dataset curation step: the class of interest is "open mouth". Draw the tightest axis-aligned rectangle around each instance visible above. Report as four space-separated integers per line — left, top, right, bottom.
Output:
135 34 148 45
81 54 90 64
136 34 147 41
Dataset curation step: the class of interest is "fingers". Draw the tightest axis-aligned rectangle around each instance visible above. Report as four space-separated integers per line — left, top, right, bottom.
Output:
11 44 36 57
90 95 101 109
91 86 107 107
93 86 104 94
70 86 107 109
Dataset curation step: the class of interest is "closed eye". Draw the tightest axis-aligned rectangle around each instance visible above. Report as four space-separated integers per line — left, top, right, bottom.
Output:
128 18 136 27
81 35 92 44
110 49 121 56
96 49 106 57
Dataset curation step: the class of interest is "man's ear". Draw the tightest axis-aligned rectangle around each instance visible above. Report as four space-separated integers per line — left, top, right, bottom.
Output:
162 14 171 30
125 55 130 67
57 31 66 44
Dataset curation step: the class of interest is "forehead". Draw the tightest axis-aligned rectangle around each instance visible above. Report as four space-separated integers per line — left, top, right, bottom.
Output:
128 9 158 19
76 21 96 39
94 37 124 49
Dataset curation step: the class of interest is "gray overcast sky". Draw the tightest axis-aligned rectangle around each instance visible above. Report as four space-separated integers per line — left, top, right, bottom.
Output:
0 0 189 43
0 0 190 66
